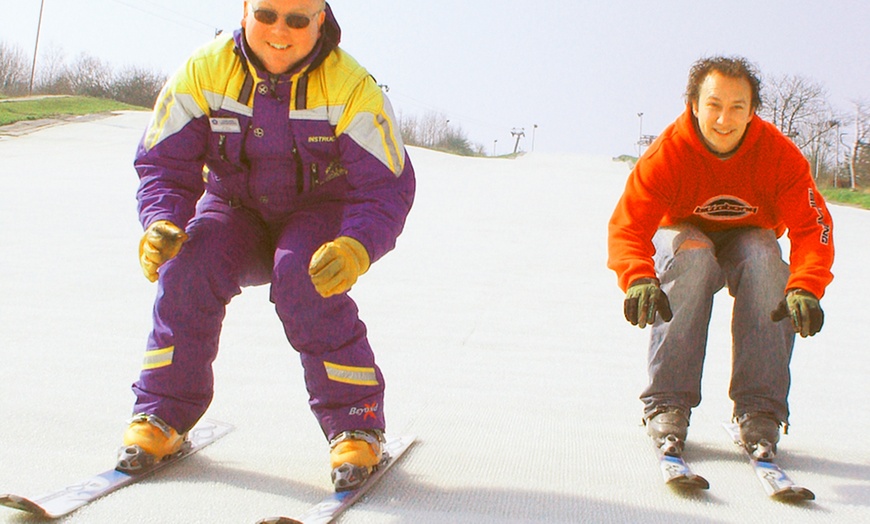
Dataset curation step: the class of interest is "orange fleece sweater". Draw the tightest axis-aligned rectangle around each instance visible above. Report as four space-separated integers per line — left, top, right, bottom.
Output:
608 107 834 299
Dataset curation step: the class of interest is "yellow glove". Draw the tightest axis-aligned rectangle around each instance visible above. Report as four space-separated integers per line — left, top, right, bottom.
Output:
139 220 188 282
308 236 370 298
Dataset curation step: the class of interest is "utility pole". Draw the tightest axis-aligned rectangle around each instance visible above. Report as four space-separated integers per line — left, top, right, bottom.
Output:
834 120 841 188
637 112 643 156
635 112 657 156
851 107 860 190
828 120 840 188
29 0 46 95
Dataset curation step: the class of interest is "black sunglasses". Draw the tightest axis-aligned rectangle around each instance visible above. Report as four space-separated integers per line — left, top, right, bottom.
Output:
253 8 322 29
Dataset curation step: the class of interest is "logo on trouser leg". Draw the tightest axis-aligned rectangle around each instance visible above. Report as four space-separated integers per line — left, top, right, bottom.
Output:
349 403 379 420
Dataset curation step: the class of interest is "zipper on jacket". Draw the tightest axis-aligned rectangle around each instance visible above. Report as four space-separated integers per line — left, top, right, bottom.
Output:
293 146 304 193
269 75 279 99
310 162 320 187
218 135 228 162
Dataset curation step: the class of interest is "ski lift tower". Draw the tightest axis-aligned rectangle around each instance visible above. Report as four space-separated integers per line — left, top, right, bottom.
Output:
511 128 525 154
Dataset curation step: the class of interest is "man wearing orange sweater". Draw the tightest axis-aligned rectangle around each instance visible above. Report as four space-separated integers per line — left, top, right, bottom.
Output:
607 56 834 460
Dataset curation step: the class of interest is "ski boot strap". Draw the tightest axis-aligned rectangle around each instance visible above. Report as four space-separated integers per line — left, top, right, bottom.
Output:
128 413 175 439
329 429 385 450
644 405 690 425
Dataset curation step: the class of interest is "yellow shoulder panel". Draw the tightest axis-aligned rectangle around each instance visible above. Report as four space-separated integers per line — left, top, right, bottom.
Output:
144 35 251 151
304 49 405 175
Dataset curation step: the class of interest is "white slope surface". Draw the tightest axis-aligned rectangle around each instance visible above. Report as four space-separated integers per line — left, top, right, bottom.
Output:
1 112 868 523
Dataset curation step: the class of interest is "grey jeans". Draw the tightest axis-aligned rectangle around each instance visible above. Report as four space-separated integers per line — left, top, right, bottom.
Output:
641 225 795 423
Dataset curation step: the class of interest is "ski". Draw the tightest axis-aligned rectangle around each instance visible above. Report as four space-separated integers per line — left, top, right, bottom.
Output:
256 434 416 524
657 452 710 489
0 418 234 518
653 436 709 490
723 422 814 501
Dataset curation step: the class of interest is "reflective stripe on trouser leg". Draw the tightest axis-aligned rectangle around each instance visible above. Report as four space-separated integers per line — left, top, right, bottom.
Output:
132 196 271 434
271 207 385 441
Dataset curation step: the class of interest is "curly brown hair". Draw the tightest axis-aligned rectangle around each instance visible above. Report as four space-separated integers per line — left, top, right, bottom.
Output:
684 56 762 112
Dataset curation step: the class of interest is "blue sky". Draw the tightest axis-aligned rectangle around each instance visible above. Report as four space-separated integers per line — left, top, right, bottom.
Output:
2 0 868 156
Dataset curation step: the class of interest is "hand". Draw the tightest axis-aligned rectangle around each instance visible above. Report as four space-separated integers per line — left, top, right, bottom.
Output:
139 220 188 282
624 278 673 329
308 236 370 298
771 288 824 338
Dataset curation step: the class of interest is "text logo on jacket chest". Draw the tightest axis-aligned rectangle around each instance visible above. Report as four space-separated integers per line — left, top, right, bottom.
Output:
694 195 758 221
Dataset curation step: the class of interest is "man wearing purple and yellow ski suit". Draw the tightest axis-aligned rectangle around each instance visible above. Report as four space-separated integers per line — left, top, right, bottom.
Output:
125 2 414 481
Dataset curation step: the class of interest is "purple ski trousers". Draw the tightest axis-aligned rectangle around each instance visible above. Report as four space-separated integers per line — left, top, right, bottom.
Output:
131 194 385 440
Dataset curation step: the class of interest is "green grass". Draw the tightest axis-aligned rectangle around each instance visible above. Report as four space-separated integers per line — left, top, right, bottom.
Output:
821 188 870 210
0 96 144 126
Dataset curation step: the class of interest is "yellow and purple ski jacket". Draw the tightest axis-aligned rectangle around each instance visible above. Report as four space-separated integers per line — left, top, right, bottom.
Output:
134 6 414 263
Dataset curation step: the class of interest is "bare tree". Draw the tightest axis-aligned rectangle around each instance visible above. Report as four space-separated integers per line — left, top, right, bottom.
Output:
397 110 480 156
803 116 844 184
438 123 475 156
760 74 849 185
845 101 869 189
0 41 29 96
418 111 448 149
34 43 72 94
66 52 113 98
111 66 166 108
761 74 834 149
397 111 420 147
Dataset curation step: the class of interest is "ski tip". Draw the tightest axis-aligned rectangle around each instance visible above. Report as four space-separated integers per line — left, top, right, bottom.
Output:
773 486 815 502
255 518 302 524
0 494 50 517
688 475 710 490
667 475 710 490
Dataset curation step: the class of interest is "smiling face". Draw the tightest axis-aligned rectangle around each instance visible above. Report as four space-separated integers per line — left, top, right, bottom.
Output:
243 0 325 75
691 71 754 155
